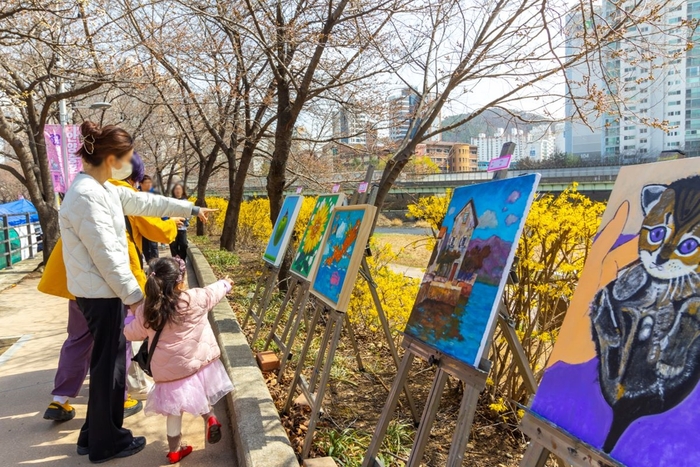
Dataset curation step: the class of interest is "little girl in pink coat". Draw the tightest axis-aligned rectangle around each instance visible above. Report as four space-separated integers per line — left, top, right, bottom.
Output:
125 256 233 464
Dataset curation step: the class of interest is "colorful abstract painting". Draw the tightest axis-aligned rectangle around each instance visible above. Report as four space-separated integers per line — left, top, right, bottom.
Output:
291 194 346 280
530 159 700 466
310 205 377 312
263 194 304 267
404 174 540 368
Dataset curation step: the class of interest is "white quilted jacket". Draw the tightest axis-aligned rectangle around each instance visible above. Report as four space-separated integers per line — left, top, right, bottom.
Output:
60 173 194 305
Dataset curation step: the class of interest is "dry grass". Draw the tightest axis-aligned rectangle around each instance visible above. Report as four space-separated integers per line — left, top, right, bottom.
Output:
373 233 433 269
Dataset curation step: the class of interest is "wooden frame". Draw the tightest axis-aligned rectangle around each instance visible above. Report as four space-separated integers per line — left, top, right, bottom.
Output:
308 204 377 312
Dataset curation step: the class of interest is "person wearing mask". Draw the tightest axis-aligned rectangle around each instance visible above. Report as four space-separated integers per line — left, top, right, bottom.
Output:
58 121 215 463
169 183 190 262
138 175 162 263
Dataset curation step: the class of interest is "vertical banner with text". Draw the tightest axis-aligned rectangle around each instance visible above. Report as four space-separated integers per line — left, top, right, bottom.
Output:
44 124 83 193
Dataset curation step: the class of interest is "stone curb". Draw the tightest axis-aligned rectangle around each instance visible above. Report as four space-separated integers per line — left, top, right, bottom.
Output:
188 246 299 467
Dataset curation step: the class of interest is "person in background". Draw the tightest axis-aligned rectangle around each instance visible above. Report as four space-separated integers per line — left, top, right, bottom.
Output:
169 183 190 262
139 175 161 262
124 257 233 464
58 121 215 463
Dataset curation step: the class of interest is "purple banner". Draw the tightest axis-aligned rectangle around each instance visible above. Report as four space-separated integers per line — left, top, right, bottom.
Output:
44 124 83 193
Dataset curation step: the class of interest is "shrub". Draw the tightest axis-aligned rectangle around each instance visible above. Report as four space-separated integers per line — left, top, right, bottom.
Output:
490 184 606 406
348 240 420 338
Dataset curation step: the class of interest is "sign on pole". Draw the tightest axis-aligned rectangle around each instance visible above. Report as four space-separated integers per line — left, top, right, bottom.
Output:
44 124 83 193
487 154 512 172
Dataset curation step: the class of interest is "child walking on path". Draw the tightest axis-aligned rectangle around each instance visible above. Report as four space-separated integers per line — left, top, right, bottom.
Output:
124 256 234 464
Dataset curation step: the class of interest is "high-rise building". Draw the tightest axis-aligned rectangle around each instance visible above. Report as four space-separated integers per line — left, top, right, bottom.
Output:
332 106 368 145
563 11 604 158
566 0 699 159
389 88 420 142
449 143 478 172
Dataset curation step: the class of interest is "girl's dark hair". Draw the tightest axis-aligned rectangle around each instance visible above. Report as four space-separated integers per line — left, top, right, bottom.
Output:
143 257 186 330
170 183 187 199
77 121 134 166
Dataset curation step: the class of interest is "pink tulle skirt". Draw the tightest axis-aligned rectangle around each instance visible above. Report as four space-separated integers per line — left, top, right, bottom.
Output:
145 360 234 416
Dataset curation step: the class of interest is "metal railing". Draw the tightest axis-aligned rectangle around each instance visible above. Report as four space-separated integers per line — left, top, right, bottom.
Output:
1 212 43 270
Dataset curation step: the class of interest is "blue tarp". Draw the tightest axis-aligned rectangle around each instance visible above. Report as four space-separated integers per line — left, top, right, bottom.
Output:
0 199 38 226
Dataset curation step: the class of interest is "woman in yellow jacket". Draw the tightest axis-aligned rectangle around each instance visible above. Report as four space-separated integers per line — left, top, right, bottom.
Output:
39 153 183 423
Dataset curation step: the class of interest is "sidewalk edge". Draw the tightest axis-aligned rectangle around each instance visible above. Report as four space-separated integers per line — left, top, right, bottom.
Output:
188 245 299 467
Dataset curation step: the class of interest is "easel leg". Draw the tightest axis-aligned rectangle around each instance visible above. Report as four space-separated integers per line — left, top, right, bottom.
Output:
406 368 449 467
309 307 333 393
263 277 299 350
277 286 311 382
362 259 419 423
301 310 345 459
344 313 364 371
445 383 480 466
362 350 416 467
520 442 550 467
249 267 279 344
242 267 268 327
497 302 537 394
283 303 322 414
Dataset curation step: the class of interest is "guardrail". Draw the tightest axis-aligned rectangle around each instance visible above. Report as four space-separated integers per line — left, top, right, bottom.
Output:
1 212 43 270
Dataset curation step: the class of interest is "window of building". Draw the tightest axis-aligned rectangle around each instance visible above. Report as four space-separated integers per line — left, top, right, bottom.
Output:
669 90 682 95
624 125 636 130
640 148 648 153
669 101 682 106
624 135 636 140
640 138 648 143
669 111 681 116
668 142 681 147
669 17 682 24
624 86 637 92
671 121 682 126
640 128 648 133
641 98 648 103
624 145 636 150
641 26 649 32
667 131 679 136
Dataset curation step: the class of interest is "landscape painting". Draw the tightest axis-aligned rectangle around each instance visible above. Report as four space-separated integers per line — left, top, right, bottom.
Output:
404 174 540 368
291 193 346 280
529 159 700 467
263 194 304 267
310 204 377 312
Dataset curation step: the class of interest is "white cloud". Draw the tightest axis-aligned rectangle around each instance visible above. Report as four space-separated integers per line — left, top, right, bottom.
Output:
477 210 498 229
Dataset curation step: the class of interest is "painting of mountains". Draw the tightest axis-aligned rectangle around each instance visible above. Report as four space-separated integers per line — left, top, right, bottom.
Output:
403 174 540 368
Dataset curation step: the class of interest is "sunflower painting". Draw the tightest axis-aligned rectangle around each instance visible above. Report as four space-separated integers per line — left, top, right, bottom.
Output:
291 193 345 280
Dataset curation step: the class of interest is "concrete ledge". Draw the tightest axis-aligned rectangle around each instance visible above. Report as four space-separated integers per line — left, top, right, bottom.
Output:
189 246 299 467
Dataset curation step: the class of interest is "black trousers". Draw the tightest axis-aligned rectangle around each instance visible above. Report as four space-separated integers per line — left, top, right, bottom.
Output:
142 237 159 263
169 230 188 261
76 297 133 462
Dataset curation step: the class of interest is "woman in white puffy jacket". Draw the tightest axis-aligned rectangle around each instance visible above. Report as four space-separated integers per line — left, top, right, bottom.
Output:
59 121 214 464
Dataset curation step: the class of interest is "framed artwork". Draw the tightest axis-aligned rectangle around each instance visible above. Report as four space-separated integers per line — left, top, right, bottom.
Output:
403 174 540 368
290 193 347 281
309 204 377 312
263 194 304 267
530 159 700 466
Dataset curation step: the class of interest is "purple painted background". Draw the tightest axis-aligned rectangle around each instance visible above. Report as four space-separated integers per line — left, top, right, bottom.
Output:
532 359 700 466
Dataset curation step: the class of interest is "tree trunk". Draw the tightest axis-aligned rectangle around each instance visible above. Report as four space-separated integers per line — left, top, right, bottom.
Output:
35 201 59 263
267 85 293 223
220 144 255 251
195 180 208 236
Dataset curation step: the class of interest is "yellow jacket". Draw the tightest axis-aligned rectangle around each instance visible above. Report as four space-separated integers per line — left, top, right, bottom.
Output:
38 180 178 299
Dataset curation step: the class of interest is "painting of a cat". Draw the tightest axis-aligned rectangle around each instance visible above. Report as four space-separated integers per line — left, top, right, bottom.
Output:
591 176 700 452
530 162 700 467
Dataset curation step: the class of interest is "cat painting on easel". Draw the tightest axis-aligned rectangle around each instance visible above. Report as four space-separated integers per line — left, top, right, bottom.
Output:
531 162 700 467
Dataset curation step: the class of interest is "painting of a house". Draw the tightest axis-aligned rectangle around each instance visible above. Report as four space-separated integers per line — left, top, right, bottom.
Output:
404 174 540 368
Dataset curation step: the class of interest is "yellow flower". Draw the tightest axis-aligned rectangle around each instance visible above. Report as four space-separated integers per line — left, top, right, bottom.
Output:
302 202 330 254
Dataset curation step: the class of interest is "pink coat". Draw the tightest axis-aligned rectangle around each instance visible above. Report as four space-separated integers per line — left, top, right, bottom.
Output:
125 280 231 383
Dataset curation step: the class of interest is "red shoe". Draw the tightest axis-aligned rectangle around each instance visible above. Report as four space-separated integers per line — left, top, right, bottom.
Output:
206 415 222 444
166 445 193 464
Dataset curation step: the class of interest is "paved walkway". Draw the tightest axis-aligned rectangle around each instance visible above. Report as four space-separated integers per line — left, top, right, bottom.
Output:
0 256 43 293
0 273 235 466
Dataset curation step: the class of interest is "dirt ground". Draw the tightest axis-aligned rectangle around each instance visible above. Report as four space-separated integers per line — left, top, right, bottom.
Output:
198 237 539 467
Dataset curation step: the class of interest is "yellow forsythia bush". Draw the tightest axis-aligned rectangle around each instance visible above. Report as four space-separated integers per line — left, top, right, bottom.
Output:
491 183 606 406
188 196 228 235
292 197 318 250
348 240 420 338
